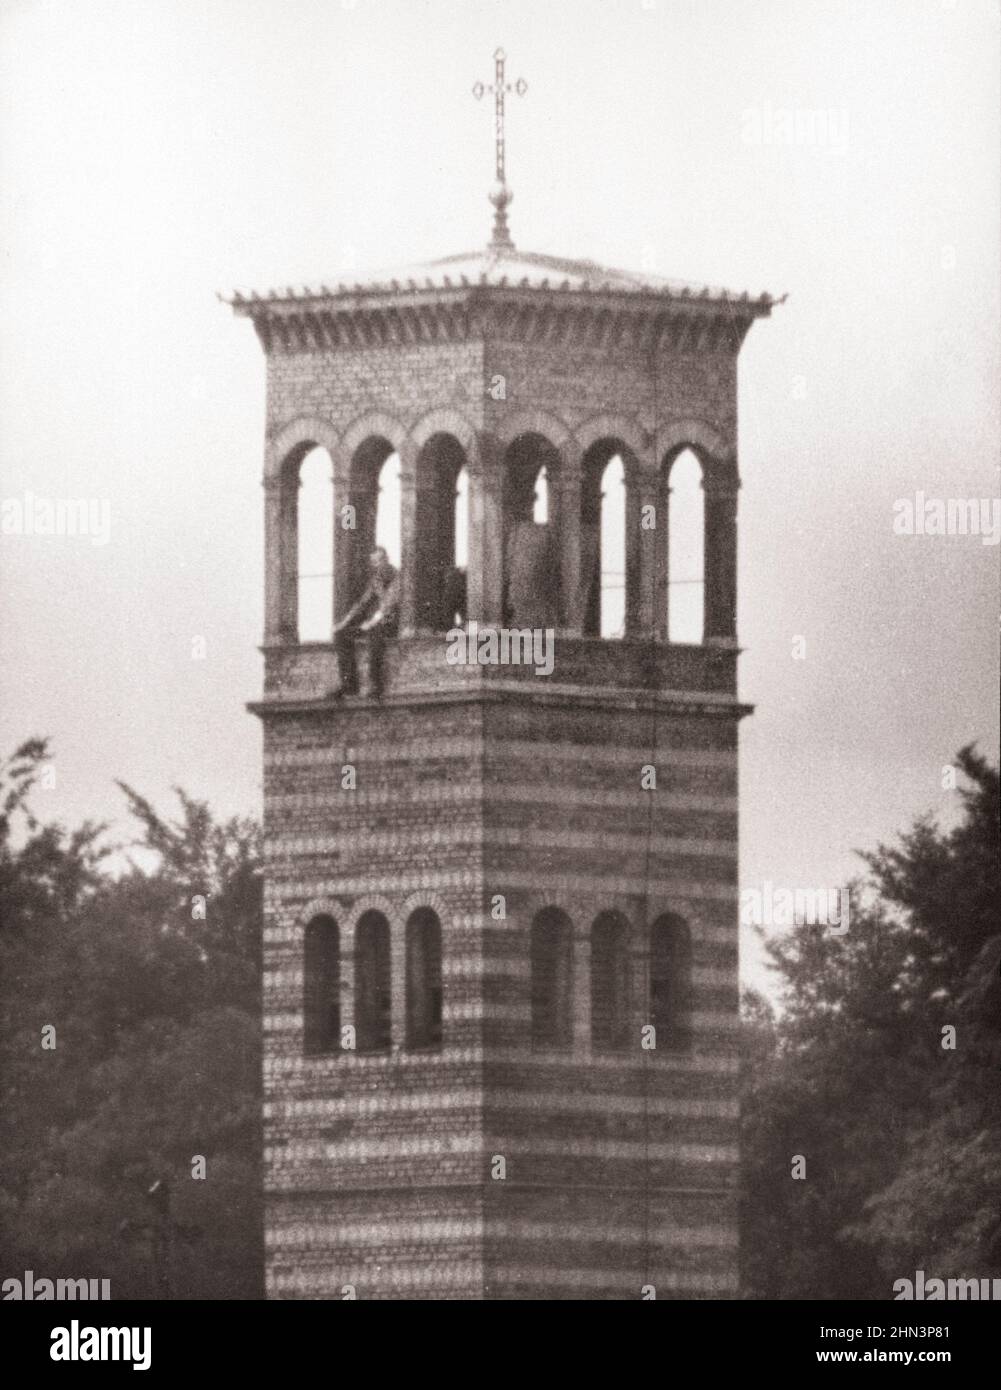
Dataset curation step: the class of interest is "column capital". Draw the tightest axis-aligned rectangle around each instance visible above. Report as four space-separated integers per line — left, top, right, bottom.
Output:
396 437 419 471
629 458 661 498
468 430 505 483
702 476 741 500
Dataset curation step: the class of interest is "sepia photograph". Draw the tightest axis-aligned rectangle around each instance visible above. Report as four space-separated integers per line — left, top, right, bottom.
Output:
1 0 998 1354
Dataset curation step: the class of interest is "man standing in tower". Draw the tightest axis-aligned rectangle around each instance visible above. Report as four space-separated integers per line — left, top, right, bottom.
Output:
330 546 399 698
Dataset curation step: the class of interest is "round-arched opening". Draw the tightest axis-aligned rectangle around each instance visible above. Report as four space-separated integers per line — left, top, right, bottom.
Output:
581 439 632 637
530 906 573 1049
533 465 549 524
303 913 340 1055
375 453 401 567
502 433 561 628
293 446 334 642
414 433 470 631
405 908 443 1049
666 449 704 644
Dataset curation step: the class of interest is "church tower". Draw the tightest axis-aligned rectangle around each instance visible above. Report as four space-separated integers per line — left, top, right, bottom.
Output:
229 52 777 1299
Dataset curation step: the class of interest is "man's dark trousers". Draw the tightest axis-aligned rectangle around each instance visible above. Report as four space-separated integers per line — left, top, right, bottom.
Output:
334 616 398 696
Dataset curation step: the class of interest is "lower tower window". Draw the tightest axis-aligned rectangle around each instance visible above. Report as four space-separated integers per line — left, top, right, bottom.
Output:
303 914 340 1056
406 908 443 1049
355 910 391 1052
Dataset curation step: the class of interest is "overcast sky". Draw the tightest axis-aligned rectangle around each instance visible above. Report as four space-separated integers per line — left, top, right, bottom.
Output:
1 0 998 991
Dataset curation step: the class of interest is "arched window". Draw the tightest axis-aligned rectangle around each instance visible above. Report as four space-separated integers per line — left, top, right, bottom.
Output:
502 434 561 628
591 912 630 1051
445 465 469 629
355 911 391 1052
454 466 469 570
580 442 630 637
414 434 468 630
296 447 334 641
667 450 704 643
533 465 549 524
347 437 399 610
406 909 443 1049
649 913 693 1052
303 914 340 1055
530 908 573 1049
375 452 401 566
599 456 626 637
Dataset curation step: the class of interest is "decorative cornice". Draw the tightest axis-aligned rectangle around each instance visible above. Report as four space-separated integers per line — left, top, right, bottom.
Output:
248 686 752 722
226 283 771 358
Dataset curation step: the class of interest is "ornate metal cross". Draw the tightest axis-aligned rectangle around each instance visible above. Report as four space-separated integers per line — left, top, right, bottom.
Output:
472 48 527 186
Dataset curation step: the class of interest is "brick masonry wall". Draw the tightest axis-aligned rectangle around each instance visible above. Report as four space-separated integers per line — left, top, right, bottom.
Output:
266 341 486 441
262 699 488 1300
260 676 741 1299
255 292 746 1300
262 311 739 459
478 698 739 1299
484 338 737 446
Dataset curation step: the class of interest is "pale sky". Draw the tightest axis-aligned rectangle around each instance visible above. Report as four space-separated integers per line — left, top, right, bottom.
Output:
1 0 998 991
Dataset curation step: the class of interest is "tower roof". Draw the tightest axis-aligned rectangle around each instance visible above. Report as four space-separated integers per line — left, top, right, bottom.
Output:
223 243 778 314
226 45 782 327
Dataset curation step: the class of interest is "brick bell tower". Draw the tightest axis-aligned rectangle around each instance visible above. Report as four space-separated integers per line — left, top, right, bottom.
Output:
228 50 777 1300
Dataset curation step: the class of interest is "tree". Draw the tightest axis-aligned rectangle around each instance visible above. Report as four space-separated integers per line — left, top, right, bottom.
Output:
741 746 1000 1298
0 740 263 1298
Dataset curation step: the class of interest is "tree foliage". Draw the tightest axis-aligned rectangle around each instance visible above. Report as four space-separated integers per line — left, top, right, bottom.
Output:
3 736 996 1300
741 747 1000 1298
0 740 263 1299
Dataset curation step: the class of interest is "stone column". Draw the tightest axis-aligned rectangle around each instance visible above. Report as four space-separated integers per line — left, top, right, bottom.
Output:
349 470 380 611
572 926 592 1055
390 920 408 1050
624 465 643 637
331 452 353 628
397 440 419 637
339 920 356 1053
277 470 299 643
703 477 739 645
658 475 671 642
263 475 284 645
556 445 582 634
635 470 662 639
466 431 504 626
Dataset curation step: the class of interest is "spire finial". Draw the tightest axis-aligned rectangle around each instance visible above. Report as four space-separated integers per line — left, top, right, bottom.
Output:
472 47 527 251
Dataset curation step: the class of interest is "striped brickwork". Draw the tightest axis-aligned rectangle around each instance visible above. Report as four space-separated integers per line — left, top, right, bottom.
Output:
259 649 743 1299
239 254 770 1299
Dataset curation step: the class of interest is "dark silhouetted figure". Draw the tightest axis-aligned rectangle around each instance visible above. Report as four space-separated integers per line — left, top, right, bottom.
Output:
330 547 400 698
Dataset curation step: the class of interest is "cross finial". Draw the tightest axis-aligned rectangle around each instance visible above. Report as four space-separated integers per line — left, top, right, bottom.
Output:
472 47 527 251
